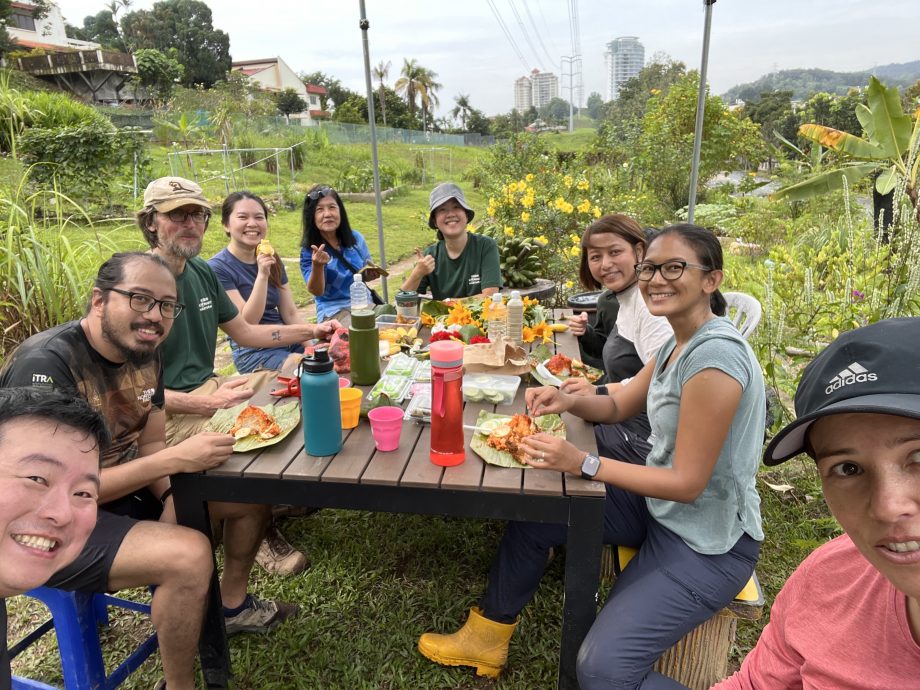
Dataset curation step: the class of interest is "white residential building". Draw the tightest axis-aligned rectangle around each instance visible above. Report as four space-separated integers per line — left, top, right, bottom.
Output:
530 69 558 109
513 75 532 113
604 36 645 101
231 57 330 125
7 1 99 51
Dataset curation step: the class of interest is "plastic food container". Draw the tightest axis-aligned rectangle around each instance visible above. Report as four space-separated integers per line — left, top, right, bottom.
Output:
462 374 521 406
375 314 421 332
404 386 432 423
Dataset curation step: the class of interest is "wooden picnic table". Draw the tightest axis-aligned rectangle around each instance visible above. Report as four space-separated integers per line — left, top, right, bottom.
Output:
172 309 606 690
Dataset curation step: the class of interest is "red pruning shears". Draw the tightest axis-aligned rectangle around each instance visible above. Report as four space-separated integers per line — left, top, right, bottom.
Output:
270 375 301 398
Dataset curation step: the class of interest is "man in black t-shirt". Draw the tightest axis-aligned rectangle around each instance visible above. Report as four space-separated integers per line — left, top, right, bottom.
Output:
0 253 296 690
0 388 107 690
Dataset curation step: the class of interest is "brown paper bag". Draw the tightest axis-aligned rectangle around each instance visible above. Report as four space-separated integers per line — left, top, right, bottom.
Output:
463 338 531 375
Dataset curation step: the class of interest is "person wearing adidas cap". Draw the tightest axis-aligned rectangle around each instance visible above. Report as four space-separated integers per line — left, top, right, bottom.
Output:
400 182 501 300
714 317 920 689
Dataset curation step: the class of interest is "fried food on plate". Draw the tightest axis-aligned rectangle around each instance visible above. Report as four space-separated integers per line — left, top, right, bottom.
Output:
229 405 282 440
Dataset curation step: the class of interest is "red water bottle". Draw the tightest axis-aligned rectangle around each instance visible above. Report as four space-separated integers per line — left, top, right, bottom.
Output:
429 340 465 466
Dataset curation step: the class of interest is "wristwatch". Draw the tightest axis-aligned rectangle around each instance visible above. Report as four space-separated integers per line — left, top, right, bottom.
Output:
580 453 601 480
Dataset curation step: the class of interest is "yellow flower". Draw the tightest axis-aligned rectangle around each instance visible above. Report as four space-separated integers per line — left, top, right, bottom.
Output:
530 322 554 343
565 280 574 289
487 204 496 216
577 199 591 213
467 224 476 233
569 246 580 257
521 211 531 223
523 296 538 307
525 173 534 182
522 326 537 343
521 194 535 208
562 202 574 214
569 233 580 243
508 181 519 193
504 226 515 237
534 235 548 245
446 303 475 326
592 205 602 218
420 312 436 327
577 180 589 191
563 175 573 188
554 196 567 211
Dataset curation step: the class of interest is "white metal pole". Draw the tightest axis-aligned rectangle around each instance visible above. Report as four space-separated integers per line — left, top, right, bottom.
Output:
359 0 389 301
688 0 716 224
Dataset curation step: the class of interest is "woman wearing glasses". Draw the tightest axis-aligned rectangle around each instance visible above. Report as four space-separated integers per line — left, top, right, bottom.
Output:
208 191 308 374
418 225 764 690
299 184 383 322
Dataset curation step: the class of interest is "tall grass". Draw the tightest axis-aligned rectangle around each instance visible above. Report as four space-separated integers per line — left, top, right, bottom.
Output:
0 173 119 359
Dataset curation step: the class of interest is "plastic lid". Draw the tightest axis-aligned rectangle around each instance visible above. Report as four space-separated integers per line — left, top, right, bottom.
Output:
351 311 376 329
395 290 419 305
429 340 464 368
353 273 363 283
491 293 503 304
300 348 334 374
511 290 521 300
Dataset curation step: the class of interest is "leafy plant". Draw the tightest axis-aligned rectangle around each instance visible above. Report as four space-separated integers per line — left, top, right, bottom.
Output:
480 225 545 288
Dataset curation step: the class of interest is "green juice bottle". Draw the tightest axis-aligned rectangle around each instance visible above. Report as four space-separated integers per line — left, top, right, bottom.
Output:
349 310 381 385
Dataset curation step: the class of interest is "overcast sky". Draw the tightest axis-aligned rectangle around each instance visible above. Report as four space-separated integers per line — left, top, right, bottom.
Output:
59 1 919 117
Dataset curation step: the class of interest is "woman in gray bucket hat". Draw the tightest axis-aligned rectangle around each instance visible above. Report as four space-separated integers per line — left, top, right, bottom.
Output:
400 182 501 300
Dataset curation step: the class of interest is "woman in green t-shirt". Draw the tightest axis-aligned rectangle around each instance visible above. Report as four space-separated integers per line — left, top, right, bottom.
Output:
400 182 501 300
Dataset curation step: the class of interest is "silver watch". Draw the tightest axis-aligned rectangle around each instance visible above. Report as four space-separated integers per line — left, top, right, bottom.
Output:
580 453 601 480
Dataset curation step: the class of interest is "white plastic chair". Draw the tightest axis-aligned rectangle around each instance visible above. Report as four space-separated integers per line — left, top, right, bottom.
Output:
723 292 762 340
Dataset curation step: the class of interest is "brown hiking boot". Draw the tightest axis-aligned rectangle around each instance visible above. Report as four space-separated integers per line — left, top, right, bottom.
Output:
224 595 299 635
255 524 309 576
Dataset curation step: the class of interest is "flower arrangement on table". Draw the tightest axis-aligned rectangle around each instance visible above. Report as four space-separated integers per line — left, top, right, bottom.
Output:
421 296 555 345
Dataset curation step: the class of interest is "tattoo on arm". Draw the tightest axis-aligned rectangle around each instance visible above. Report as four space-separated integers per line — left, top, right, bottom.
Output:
271 330 281 342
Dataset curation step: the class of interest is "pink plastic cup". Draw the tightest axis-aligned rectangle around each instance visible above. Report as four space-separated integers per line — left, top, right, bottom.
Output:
339 377 351 388
367 406 404 452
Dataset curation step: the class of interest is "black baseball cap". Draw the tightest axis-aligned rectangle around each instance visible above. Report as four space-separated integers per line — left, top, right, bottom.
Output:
763 317 920 465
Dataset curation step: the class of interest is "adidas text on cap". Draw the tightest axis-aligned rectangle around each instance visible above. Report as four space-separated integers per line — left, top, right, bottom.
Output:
763 317 920 465
143 177 211 213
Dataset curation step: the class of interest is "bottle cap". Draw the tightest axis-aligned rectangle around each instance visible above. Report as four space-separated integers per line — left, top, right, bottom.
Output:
511 290 521 300
300 348 334 374
429 340 464 368
491 293 503 304
353 273 363 283
351 311 376 329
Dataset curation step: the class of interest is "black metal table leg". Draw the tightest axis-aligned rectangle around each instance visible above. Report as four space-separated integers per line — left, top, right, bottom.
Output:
558 494 605 690
172 472 231 689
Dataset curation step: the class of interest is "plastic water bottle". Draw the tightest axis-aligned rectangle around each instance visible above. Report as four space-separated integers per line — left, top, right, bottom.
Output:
486 293 507 343
350 273 370 313
506 290 524 346
299 349 343 456
429 340 465 466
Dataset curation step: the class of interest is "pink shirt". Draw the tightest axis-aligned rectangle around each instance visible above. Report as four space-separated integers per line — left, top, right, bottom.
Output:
713 534 920 689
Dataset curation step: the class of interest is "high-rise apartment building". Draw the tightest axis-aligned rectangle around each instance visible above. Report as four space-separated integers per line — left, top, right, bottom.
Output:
513 75 533 113
604 36 645 101
512 69 559 113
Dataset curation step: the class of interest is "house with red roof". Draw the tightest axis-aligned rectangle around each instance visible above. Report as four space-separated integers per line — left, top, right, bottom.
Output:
231 56 330 126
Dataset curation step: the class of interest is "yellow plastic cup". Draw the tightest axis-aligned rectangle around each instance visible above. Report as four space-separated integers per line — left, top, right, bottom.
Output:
339 387 363 429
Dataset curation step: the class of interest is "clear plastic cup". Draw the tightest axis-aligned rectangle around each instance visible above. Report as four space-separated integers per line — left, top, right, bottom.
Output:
367 406 404 451
339 387 363 429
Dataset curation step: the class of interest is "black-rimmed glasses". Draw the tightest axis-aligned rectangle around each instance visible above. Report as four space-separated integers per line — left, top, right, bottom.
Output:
163 209 210 224
106 288 184 319
635 260 712 281
307 186 335 202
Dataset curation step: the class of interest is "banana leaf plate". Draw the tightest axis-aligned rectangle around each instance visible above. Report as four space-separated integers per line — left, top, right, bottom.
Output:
469 410 566 469
207 401 301 452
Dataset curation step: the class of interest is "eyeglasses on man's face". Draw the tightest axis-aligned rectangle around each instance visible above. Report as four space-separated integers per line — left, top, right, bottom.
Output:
635 260 712 281
307 186 334 202
163 209 210 224
106 287 184 319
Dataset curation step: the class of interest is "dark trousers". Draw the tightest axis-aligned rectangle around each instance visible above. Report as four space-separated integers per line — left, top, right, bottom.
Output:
478 424 760 689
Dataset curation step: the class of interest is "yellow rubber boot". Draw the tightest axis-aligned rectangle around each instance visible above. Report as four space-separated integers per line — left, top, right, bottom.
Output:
417 606 518 678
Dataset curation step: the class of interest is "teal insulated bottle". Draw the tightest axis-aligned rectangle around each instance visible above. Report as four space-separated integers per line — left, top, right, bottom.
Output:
300 349 343 456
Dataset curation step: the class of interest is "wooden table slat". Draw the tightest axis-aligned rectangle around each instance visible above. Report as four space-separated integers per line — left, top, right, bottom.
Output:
209 449 261 477
320 426 373 484
438 402 490 490
245 425 305 478
399 424 445 488
360 421 420 486
282 449 334 480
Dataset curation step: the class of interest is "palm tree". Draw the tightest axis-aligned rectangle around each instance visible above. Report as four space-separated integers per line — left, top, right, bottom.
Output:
395 59 441 130
451 94 473 131
372 60 391 127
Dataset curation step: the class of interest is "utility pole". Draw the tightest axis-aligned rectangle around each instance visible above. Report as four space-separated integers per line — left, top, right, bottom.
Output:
687 0 717 224
561 54 580 133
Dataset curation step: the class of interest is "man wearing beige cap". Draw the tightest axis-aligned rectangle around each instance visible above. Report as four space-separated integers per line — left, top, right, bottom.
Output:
137 178 340 579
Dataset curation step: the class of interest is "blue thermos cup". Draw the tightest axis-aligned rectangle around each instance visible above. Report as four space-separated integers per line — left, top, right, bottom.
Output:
300 349 343 456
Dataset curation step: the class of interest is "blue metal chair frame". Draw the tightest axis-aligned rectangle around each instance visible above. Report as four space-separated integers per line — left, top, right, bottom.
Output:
10 586 158 690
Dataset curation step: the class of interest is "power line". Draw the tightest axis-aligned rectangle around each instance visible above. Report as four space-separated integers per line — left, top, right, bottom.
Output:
520 0 556 67
485 0 531 74
506 0 544 71
533 0 560 58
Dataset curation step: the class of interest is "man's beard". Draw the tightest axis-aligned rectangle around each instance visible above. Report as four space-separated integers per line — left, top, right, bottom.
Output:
161 235 202 259
101 313 162 366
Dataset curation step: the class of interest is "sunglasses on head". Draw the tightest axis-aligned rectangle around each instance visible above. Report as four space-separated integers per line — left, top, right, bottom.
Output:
307 186 335 202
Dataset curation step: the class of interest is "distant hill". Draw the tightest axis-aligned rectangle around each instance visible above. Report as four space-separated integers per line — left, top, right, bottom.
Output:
722 62 920 103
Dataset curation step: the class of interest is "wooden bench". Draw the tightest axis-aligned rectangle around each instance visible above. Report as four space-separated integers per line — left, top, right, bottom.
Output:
601 545 764 690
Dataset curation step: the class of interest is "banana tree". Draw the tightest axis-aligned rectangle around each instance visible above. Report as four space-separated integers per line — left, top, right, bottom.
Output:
774 77 920 224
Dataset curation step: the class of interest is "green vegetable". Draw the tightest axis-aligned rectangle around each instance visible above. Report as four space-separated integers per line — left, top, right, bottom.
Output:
360 392 392 418
484 390 505 403
465 388 484 402
459 324 484 343
374 303 397 318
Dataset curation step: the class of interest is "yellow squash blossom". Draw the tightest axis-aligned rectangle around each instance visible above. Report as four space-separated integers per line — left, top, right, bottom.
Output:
530 322 554 343
446 303 475 326
420 312 436 327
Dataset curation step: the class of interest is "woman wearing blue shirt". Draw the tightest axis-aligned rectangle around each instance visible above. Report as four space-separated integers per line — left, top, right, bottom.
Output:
299 185 383 322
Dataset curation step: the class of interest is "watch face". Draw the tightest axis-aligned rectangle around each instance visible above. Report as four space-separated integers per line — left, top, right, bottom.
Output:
581 454 601 479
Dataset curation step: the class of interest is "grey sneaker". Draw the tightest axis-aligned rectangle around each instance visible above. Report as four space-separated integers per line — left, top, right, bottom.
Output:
224 595 299 635
255 524 309 576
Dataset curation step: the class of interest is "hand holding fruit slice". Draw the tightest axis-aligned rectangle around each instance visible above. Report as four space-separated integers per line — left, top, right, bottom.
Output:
257 239 275 256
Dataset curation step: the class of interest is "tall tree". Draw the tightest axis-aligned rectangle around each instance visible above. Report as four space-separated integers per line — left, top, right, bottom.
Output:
299 70 357 112
274 88 307 119
451 93 472 130
78 10 124 50
395 59 441 128
585 92 605 120
372 59 390 126
121 0 230 87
